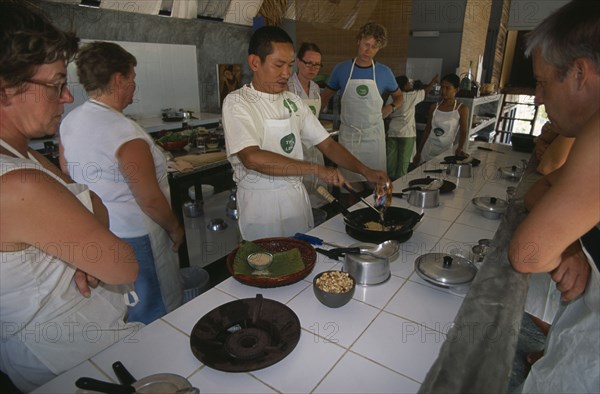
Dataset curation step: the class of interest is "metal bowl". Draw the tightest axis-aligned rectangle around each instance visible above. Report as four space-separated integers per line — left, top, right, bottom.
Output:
207 218 228 231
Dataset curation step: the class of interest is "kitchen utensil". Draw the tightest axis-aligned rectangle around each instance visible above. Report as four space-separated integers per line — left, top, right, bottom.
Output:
76 372 195 394
207 218 228 231
294 233 400 260
423 169 444 173
226 237 316 288
415 253 478 288
374 180 393 211
408 177 456 194
343 242 392 285
183 201 202 218
312 240 399 261
225 187 239 220
499 165 524 179
442 156 481 167
343 184 384 222
402 178 444 192
446 163 472 178
343 206 424 243
472 196 508 219
477 146 504 154
190 294 301 371
313 270 356 307
406 188 440 208
315 186 365 229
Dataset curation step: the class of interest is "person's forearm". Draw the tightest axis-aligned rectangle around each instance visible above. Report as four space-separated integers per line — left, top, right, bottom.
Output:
136 194 180 234
238 147 317 178
320 140 369 176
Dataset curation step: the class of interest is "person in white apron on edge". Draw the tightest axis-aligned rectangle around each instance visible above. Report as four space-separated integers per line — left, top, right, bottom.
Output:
413 73 469 164
508 1 600 392
222 26 389 241
321 22 403 191
287 42 327 209
60 42 184 324
1 4 143 391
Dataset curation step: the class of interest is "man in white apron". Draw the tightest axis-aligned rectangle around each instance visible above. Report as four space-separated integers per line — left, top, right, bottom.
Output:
321 22 403 189
222 27 389 241
508 1 600 391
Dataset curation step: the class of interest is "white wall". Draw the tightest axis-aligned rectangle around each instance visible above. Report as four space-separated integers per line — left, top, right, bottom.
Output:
66 40 200 119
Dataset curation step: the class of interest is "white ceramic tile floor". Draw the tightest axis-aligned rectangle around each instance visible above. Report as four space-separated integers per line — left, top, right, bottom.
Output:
314 351 421 394
442 222 496 244
286 285 380 347
163 287 236 334
351 312 446 383
353 274 407 309
385 280 464 333
91 319 199 382
215 276 310 304
188 367 277 394
31 361 109 394
250 330 346 393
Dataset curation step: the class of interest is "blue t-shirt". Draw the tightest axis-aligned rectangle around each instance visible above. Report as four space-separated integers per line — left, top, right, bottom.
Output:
326 59 399 96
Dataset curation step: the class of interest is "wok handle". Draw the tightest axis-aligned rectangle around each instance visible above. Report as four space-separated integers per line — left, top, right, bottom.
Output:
316 186 363 229
112 361 137 386
401 186 420 192
424 169 444 173
76 377 135 394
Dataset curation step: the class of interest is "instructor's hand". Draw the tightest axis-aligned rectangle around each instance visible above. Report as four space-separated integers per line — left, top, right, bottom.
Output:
316 166 348 187
363 168 390 186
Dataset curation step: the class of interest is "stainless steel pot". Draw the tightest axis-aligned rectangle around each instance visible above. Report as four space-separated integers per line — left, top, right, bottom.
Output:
407 188 440 208
343 242 392 285
446 163 472 178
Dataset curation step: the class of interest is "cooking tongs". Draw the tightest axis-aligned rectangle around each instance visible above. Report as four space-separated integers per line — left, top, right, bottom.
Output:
342 184 385 222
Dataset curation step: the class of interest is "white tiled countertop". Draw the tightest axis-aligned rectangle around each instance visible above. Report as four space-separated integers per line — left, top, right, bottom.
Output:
33 142 531 394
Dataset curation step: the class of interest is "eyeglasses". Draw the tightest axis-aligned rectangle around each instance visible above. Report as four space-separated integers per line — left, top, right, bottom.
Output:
26 79 69 100
299 59 322 69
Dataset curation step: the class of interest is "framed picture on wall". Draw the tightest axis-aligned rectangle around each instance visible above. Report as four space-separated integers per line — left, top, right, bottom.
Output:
217 64 242 108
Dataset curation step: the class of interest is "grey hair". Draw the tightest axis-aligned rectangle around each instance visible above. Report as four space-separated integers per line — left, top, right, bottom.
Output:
524 0 600 80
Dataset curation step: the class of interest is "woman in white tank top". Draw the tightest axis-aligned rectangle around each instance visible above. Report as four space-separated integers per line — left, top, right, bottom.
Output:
0 4 141 391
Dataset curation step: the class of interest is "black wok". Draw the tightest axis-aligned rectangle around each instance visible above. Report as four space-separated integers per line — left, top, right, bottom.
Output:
343 207 424 243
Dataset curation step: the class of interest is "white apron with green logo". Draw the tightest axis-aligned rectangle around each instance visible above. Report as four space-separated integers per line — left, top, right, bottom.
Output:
237 96 313 240
339 59 386 182
421 101 462 162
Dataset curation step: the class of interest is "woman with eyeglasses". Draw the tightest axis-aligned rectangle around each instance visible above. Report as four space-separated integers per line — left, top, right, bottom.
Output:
287 42 327 208
321 22 403 193
0 3 143 391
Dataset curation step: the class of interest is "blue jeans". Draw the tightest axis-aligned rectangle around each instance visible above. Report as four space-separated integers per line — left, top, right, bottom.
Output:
122 235 167 324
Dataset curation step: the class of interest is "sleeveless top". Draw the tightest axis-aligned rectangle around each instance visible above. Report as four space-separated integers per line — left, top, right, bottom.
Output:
0 141 142 374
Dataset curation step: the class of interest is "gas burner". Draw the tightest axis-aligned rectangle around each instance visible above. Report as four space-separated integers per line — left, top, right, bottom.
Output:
190 294 300 372
225 327 270 359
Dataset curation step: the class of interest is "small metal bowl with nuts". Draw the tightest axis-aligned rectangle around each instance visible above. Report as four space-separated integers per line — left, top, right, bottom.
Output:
313 270 356 308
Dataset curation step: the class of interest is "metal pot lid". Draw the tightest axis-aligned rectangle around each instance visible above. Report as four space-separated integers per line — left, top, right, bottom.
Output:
415 253 477 286
472 196 508 213
500 165 524 177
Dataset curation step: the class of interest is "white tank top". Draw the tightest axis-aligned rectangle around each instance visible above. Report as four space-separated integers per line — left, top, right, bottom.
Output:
0 142 142 374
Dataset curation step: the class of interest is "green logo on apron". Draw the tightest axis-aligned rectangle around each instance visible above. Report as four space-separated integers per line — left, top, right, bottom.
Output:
433 127 445 136
280 133 296 153
283 98 298 113
309 105 316 115
356 85 369 96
